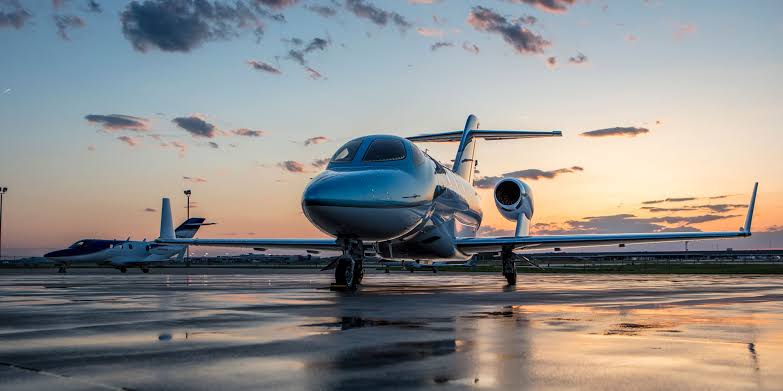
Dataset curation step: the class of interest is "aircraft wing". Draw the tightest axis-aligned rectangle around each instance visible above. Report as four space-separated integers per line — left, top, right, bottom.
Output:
155 198 341 252
156 238 341 252
457 182 758 254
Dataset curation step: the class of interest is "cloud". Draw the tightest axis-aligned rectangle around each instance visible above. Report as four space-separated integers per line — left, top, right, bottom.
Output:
546 56 556 67
642 203 746 213
232 128 263 137
144 207 156 212
409 0 440 3
304 66 323 79
117 135 140 147
625 34 638 42
462 41 479 54
305 4 336 17
120 0 264 53
344 0 411 31
580 126 649 138
158 140 188 157
183 176 207 183
416 27 443 37
467 6 550 55
312 157 330 168
0 1 32 30
255 0 298 8
287 36 330 65
430 41 453 51
478 225 515 236
642 197 696 205
304 136 329 146
173 115 217 138
87 145 96 151
568 52 587 64
474 166 583 189
674 23 696 40
277 160 306 173
54 14 85 40
504 0 575 14
247 60 281 74
86 0 102 13
533 213 737 235
85 114 150 131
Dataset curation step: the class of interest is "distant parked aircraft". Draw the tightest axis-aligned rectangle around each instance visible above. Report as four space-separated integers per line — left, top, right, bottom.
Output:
157 115 758 290
45 215 211 273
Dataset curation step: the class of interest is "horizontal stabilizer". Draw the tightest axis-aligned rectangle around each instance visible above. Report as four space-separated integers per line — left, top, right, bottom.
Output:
408 129 562 143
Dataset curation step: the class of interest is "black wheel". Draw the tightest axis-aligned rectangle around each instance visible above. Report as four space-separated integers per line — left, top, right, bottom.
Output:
120 267 127 273
354 261 364 284
504 271 517 285
141 268 150 274
334 258 358 290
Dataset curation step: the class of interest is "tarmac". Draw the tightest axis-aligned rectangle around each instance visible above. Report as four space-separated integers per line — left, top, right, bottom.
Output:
0 268 781 390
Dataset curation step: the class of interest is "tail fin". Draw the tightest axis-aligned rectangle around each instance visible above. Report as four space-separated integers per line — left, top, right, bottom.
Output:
159 198 175 240
407 115 562 184
174 218 212 239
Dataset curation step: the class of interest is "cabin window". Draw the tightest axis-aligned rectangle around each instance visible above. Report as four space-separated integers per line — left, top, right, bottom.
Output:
331 138 364 162
362 139 406 162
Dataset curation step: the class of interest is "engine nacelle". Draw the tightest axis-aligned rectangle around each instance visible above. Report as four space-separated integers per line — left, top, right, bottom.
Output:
494 178 534 222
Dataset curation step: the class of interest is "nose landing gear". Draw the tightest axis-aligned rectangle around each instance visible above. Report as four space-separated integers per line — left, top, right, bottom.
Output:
332 239 364 291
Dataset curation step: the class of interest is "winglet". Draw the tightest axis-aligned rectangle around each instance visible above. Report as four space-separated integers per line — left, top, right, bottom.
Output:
742 182 758 235
159 198 175 239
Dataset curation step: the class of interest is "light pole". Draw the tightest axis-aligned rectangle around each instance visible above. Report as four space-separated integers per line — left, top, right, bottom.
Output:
184 189 192 266
0 187 7 260
184 189 192 220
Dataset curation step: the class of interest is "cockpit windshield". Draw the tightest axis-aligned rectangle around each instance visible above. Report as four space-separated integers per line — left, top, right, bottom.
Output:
69 241 86 248
362 138 406 162
331 138 364 163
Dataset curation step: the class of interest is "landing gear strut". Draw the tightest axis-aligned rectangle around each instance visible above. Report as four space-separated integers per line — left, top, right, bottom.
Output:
501 247 517 285
333 239 364 291
57 266 67 273
119 266 127 273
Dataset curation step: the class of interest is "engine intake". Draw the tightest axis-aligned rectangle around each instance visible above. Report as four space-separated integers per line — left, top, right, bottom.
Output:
493 178 534 223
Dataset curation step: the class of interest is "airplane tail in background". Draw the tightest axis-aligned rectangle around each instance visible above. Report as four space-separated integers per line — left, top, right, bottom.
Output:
175 218 212 239
160 198 175 240
407 115 562 184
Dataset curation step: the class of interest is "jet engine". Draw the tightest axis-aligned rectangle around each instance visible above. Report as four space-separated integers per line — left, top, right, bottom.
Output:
493 178 534 236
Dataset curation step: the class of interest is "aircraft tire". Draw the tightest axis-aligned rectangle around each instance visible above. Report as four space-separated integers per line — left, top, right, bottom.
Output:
120 267 127 273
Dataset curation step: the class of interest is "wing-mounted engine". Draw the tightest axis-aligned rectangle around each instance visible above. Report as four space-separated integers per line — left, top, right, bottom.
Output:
493 178 534 236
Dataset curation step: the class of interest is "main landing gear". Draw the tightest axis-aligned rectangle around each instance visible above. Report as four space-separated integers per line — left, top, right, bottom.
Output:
57 266 67 273
332 239 364 291
119 266 127 273
501 247 517 285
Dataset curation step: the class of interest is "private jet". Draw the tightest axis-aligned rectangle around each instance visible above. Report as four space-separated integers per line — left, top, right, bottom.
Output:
157 115 758 290
45 217 210 273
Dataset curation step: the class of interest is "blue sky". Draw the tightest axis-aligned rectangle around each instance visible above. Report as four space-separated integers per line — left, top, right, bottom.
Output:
0 0 781 255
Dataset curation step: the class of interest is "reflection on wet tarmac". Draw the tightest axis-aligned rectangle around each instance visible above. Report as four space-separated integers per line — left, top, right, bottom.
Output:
0 269 781 390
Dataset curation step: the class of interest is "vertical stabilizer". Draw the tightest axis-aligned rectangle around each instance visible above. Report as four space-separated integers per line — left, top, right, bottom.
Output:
453 114 480 183
159 198 175 239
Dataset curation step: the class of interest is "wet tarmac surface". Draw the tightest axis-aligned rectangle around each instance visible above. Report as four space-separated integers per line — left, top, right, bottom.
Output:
0 269 781 390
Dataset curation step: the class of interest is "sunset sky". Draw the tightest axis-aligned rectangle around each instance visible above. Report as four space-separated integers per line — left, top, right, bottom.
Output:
0 0 781 255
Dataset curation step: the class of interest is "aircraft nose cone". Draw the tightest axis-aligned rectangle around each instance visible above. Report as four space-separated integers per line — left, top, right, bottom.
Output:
302 170 429 241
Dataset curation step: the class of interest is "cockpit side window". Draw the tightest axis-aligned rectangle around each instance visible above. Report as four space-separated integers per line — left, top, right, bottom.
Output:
411 143 426 166
331 138 364 162
70 241 85 248
362 139 407 162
